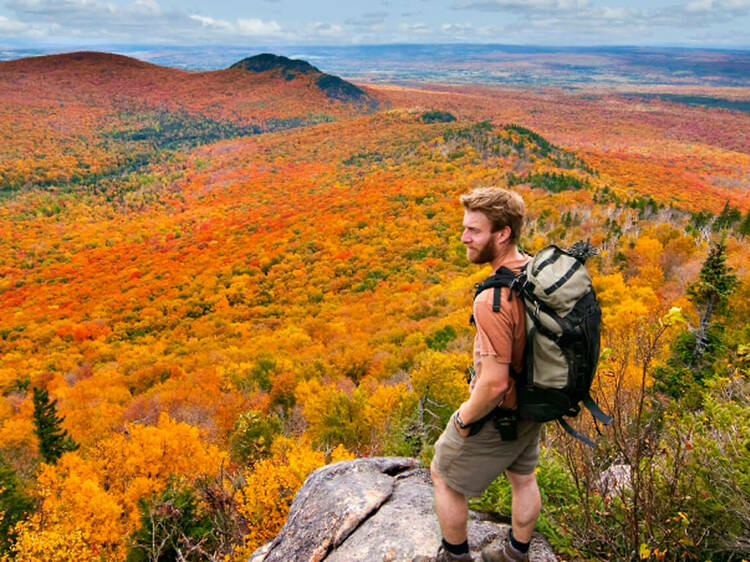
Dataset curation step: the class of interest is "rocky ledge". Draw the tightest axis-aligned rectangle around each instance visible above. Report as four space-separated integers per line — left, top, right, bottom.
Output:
249 457 558 561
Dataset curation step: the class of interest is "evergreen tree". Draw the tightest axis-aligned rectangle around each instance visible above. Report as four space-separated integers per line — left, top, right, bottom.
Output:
0 455 34 552
687 240 737 358
32 387 79 463
652 240 738 402
738 210 750 238
713 201 741 231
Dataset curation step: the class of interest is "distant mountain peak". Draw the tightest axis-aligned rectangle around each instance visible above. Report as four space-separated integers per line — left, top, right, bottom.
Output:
230 53 377 108
230 53 320 79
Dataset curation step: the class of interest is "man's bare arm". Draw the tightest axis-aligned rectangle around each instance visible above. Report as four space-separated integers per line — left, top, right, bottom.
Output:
456 357 508 432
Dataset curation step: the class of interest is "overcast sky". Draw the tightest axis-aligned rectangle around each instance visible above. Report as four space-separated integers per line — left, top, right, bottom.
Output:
1 0 749 48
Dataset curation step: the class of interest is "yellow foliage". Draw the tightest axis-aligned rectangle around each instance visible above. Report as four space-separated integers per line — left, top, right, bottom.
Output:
35 453 124 553
92 412 226 529
0 368 17 395
363 383 410 432
295 377 370 449
233 437 352 557
6 513 95 562
54 369 131 446
0 417 37 451
409 350 470 411
9 413 226 560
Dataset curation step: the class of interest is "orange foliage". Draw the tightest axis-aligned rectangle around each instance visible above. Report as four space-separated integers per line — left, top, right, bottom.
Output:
0 51 747 558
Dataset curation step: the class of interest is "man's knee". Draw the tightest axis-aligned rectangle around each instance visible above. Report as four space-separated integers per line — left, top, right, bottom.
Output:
431 461 448 491
506 469 538 492
507 470 541 515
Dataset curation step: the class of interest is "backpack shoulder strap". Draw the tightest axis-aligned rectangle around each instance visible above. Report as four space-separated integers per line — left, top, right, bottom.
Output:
470 266 522 324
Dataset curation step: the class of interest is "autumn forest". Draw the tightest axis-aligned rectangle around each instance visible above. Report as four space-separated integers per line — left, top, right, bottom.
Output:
0 51 748 561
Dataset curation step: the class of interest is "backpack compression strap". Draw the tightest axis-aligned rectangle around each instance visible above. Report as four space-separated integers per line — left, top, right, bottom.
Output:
557 418 596 448
583 395 613 425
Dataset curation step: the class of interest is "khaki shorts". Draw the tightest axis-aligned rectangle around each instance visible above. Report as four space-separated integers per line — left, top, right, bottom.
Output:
432 413 541 497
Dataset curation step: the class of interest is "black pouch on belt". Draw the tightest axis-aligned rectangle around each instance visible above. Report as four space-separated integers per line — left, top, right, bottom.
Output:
467 410 492 436
492 408 518 441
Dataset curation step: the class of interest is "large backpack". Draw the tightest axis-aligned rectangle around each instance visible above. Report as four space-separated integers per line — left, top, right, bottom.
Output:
472 241 612 447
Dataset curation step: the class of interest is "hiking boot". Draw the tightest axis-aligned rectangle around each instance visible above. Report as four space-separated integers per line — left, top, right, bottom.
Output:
480 537 528 562
412 545 475 562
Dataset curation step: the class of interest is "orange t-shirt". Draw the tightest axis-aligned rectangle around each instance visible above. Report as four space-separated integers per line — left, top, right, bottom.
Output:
471 253 529 410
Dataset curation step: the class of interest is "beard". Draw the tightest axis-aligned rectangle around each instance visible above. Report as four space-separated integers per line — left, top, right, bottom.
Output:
467 239 497 264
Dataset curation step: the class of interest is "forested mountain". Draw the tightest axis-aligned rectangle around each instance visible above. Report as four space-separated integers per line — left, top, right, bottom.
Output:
0 51 380 193
0 52 748 561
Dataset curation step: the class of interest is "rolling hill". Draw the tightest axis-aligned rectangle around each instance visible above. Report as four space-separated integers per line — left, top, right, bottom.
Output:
0 51 380 192
0 50 748 561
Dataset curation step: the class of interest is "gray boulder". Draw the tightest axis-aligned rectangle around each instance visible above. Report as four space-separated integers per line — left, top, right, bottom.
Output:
249 457 558 562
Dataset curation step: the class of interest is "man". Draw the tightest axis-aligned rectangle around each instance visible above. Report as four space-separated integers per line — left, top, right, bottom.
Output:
429 187 542 562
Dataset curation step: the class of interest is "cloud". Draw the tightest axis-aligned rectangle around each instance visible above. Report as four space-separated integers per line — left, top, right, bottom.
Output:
686 25 750 42
2 0 748 46
0 14 28 33
452 0 591 13
446 0 750 45
190 14 282 36
399 22 431 34
345 11 388 27
448 0 750 41
2 0 292 42
306 21 344 37
236 18 282 35
685 0 750 13
190 15 234 32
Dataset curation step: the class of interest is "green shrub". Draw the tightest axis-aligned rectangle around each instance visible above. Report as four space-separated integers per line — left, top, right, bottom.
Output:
230 410 282 465
0 456 34 552
127 480 216 562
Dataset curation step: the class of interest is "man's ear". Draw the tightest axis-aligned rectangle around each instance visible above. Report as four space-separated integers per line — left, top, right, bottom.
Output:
495 225 512 244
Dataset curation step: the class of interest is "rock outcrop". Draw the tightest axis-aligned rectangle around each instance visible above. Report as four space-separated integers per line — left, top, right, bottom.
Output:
249 457 558 562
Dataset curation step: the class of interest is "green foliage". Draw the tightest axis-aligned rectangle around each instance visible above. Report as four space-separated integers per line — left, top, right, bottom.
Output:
508 171 590 193
425 325 457 351
651 333 708 403
250 354 277 392
315 74 370 104
713 201 742 231
421 110 456 123
653 241 738 401
690 210 712 230
31 387 79 464
230 410 282 465
504 124 555 156
593 185 621 205
626 194 660 219
688 240 738 319
738 210 750 237
474 447 579 553
105 110 260 151
312 390 368 450
545 296 749 561
0 455 34 552
127 480 216 562
676 376 750 558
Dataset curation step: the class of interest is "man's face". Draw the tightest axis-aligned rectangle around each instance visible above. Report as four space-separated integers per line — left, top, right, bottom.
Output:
461 209 498 264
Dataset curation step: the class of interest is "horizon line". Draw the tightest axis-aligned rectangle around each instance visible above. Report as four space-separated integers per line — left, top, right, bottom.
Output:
3 41 750 53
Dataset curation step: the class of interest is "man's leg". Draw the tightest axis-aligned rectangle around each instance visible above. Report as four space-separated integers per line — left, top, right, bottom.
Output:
505 470 541 542
430 461 468 544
